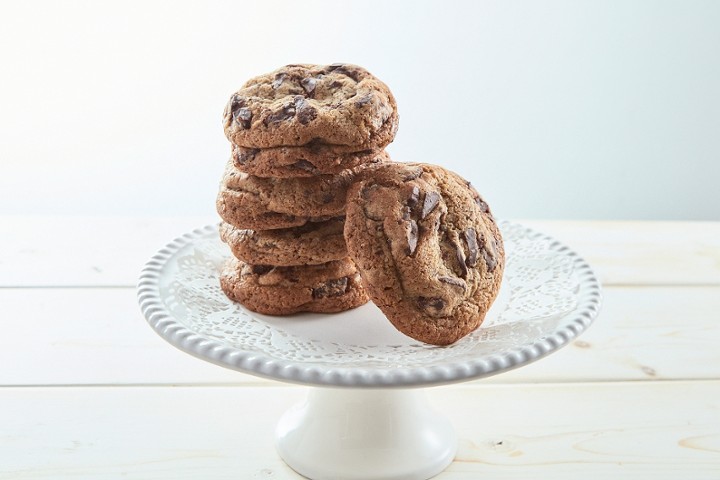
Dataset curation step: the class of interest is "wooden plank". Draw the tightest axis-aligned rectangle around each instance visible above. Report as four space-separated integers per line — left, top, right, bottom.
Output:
2 286 719 386
0 215 216 287
2 217 719 287
0 381 717 479
521 220 720 286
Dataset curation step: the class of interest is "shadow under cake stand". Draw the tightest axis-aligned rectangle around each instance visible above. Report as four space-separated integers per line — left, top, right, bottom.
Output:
138 221 601 480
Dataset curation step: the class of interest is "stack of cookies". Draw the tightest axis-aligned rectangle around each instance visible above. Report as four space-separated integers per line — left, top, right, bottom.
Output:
216 63 399 315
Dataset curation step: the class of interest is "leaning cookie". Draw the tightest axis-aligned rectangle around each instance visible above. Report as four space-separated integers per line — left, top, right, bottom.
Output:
344 162 504 346
219 218 347 266
220 257 368 315
232 145 389 178
217 157 372 230
223 63 398 150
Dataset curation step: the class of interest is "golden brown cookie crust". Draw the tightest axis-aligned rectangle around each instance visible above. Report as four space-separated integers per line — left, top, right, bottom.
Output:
344 162 504 345
223 63 398 149
232 145 390 178
219 219 347 266
216 158 374 230
220 257 368 315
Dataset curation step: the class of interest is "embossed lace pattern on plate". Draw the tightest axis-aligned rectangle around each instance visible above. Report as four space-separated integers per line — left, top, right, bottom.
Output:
150 222 599 371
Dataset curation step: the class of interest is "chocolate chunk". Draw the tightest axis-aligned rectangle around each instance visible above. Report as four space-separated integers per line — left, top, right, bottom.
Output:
294 96 317 125
438 276 465 288
229 97 253 129
233 108 252 129
251 265 273 275
453 241 468 278
407 186 420 208
464 228 478 267
292 159 317 172
421 191 440 219
482 241 498 272
401 205 411 220
271 73 286 89
236 148 259 164
328 80 344 89
264 103 296 125
476 198 490 214
417 296 446 314
312 277 349 298
406 219 419 256
355 93 373 107
301 77 317 96
332 66 361 82
321 192 334 204
229 95 246 111
482 249 497 272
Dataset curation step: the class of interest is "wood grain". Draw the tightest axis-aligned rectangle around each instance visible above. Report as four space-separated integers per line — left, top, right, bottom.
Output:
0 382 717 479
2 285 718 386
2 217 719 287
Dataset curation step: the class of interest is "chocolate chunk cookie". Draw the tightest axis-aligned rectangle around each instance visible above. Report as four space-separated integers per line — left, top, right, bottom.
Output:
220 257 368 315
216 158 370 230
223 63 398 150
232 145 389 178
219 218 347 266
344 163 504 345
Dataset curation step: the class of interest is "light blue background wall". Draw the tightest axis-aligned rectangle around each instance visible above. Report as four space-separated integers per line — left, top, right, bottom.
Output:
2 0 718 220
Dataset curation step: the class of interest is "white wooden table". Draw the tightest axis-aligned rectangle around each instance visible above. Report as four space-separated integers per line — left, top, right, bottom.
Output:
2 217 719 479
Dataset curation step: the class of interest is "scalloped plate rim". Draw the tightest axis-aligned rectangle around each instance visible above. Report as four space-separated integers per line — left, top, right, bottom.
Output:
137 221 602 388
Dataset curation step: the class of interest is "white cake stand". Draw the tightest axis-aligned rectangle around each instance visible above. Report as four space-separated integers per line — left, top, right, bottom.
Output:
138 221 601 480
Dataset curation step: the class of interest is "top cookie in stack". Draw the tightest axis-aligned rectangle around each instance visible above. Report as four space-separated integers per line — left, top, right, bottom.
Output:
216 63 398 315
223 63 398 177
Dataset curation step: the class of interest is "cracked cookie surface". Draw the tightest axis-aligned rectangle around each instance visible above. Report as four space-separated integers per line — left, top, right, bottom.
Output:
220 257 368 315
344 162 504 345
223 63 398 149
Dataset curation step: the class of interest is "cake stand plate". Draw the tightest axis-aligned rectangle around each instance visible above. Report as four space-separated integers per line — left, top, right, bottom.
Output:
138 221 601 480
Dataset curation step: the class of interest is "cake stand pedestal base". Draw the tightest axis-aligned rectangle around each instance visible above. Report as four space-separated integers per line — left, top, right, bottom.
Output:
275 388 457 480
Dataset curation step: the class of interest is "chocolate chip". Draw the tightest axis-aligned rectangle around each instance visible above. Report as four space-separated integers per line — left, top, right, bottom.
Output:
421 191 440 219
438 276 465 288
332 66 361 82
407 219 419 256
355 93 373 107
477 198 490 213
482 239 498 272
251 265 273 275
264 103 296 125
328 80 344 89
233 108 252 129
464 228 478 267
271 73 286 89
235 147 259 164
312 277 349 298
407 186 420 208
482 249 497 272
229 96 252 129
301 77 317 96
453 241 468 278
417 296 446 314
321 192 334 204
292 159 317 172
294 96 317 125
